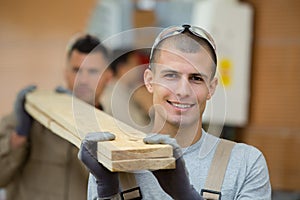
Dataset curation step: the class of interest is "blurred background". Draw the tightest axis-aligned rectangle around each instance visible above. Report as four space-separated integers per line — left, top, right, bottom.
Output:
0 0 299 199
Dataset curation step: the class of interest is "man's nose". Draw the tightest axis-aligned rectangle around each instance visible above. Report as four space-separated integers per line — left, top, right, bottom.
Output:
175 77 191 98
76 70 89 83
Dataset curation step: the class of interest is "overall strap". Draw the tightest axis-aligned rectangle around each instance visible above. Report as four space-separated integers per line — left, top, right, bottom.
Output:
119 172 142 200
201 139 236 200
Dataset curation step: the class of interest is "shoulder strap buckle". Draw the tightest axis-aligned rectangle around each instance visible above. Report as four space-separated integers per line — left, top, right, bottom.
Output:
120 187 142 200
201 188 222 200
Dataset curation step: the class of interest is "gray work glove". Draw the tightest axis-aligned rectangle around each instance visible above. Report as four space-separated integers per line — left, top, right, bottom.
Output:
78 132 120 199
14 85 36 137
55 86 72 95
144 134 204 200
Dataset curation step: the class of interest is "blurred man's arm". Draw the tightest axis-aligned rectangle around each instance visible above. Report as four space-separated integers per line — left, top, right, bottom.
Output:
0 114 29 187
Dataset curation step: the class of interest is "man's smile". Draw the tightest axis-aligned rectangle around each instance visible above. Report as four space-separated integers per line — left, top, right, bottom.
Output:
166 100 195 109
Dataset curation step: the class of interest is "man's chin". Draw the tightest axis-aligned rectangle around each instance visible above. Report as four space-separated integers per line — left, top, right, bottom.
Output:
167 116 200 129
74 93 93 104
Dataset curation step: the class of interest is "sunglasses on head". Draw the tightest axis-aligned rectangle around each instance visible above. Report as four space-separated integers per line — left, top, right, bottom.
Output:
149 24 217 65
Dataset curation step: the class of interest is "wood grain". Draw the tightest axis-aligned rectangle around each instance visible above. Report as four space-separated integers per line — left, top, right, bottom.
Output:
25 90 175 172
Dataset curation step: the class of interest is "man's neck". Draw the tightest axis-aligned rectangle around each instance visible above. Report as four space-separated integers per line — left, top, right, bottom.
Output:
152 121 202 148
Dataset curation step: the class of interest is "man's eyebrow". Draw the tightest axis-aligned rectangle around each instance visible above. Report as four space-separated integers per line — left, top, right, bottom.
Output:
160 69 179 74
159 69 210 79
190 73 209 79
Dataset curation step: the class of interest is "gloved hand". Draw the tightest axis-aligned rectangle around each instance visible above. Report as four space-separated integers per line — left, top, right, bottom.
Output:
14 85 36 137
78 132 119 199
144 134 203 200
55 86 72 95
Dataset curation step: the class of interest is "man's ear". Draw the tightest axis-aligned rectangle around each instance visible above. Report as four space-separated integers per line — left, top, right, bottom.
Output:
144 68 154 93
207 77 218 100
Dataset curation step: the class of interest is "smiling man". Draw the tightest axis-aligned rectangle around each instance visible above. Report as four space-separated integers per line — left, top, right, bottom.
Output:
80 25 271 200
143 30 218 147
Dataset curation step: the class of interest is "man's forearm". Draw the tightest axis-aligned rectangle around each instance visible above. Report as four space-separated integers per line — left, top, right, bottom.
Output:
0 131 28 187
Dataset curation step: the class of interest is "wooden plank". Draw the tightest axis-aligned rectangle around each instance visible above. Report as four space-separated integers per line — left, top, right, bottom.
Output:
25 90 175 172
25 103 82 147
97 152 175 172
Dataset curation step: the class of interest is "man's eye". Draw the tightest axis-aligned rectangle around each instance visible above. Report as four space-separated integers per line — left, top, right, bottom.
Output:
89 69 100 74
190 76 204 82
164 73 178 79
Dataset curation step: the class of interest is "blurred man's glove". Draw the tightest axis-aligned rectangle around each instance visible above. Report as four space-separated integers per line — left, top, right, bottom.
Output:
14 85 36 137
144 134 203 200
55 86 72 95
78 132 120 199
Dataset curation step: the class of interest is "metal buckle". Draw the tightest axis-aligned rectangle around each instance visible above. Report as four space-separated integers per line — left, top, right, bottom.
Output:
120 187 142 200
201 189 222 200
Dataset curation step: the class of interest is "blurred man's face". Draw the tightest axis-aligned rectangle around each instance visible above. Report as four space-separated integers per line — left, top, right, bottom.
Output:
65 50 112 106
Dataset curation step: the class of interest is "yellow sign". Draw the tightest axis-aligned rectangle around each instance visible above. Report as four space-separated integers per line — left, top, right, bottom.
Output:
219 58 233 87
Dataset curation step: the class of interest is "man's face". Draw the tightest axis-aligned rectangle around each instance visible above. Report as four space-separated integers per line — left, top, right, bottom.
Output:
144 47 217 129
65 50 111 105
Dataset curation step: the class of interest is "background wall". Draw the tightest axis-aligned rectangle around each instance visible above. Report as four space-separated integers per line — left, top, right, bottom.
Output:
238 0 300 191
0 0 96 116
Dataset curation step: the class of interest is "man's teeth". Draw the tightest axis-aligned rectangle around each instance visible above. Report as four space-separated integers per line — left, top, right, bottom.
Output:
171 102 192 108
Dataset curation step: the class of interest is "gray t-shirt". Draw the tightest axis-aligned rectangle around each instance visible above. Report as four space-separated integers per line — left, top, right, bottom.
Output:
88 130 271 200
